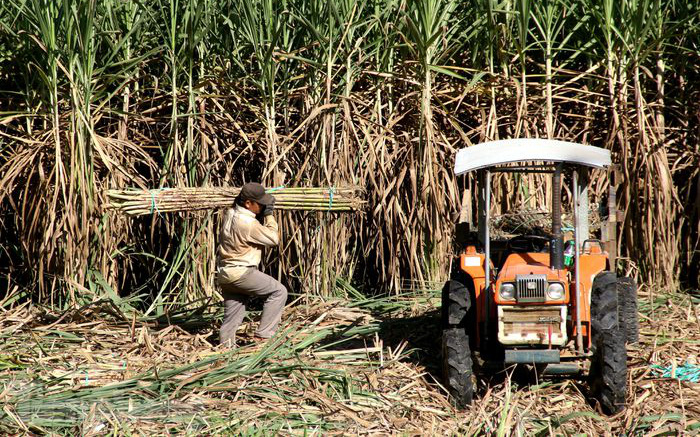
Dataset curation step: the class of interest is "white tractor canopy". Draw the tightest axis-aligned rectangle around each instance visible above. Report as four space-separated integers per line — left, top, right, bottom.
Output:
454 138 612 175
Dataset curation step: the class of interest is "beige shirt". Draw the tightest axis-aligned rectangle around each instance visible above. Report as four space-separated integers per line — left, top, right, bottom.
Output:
217 205 279 282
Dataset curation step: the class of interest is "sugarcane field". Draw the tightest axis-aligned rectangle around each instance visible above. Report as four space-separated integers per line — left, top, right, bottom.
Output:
1 0 700 435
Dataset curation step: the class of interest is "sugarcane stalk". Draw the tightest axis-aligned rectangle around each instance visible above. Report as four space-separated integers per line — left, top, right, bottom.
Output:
105 186 364 216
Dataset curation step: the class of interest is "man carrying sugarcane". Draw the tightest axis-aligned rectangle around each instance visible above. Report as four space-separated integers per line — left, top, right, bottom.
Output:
216 182 287 346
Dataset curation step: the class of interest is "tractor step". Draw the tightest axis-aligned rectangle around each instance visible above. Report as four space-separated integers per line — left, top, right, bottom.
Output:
505 349 560 364
541 363 583 375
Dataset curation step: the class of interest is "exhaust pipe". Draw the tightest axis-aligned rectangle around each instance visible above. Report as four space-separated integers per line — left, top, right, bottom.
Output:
551 163 563 270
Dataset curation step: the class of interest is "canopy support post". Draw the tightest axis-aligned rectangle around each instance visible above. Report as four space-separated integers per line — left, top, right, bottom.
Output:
484 170 491 345
573 169 584 354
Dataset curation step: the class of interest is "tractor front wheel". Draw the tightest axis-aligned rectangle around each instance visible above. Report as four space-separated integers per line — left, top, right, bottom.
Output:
589 272 627 414
441 279 474 408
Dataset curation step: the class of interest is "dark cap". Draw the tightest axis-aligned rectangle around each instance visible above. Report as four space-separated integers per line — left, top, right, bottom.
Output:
239 182 274 206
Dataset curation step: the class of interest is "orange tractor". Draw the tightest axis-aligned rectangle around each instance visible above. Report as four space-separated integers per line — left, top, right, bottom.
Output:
442 139 638 414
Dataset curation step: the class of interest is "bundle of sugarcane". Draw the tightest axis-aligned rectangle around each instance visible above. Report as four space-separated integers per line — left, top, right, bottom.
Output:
106 186 364 216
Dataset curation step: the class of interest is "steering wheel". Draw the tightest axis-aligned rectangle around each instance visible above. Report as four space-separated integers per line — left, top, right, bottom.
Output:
507 234 551 253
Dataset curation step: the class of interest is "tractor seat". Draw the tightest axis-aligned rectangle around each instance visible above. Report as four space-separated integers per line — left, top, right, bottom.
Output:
507 234 550 254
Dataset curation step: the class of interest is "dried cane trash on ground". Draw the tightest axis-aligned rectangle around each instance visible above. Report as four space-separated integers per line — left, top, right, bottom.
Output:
1 288 699 435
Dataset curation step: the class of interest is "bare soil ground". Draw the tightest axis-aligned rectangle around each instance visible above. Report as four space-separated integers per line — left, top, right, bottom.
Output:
1 289 698 435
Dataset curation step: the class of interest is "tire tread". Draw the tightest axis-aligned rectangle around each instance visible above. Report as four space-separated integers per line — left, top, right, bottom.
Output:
441 273 474 408
617 277 639 344
589 271 628 414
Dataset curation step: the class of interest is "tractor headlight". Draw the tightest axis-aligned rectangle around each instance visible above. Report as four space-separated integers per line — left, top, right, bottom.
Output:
547 282 565 300
499 283 516 300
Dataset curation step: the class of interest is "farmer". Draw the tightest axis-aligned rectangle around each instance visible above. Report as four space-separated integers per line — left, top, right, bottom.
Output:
216 182 288 346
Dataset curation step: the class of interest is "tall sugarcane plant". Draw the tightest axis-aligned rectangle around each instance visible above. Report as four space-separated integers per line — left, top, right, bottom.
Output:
0 0 698 308
403 0 464 283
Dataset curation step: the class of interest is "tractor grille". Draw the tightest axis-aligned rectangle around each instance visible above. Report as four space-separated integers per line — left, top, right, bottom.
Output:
499 306 566 346
516 274 547 302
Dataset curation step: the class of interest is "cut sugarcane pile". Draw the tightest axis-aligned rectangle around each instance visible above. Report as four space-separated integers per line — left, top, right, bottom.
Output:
490 207 603 238
106 186 364 216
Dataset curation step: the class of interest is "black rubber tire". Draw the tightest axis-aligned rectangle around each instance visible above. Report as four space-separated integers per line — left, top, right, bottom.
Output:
441 279 470 328
617 276 639 344
442 327 474 408
441 276 474 408
589 271 628 414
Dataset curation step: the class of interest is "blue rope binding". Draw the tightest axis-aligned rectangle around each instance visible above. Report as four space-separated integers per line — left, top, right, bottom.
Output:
267 185 285 192
149 188 167 216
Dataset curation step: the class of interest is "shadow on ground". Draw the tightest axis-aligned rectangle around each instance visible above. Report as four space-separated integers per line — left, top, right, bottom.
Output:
373 309 589 402
163 298 590 404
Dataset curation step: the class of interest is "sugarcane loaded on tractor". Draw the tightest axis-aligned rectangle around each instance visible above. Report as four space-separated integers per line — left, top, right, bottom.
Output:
215 182 288 346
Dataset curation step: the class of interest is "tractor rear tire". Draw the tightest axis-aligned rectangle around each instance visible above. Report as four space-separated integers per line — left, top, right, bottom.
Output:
442 327 474 408
617 277 639 344
441 278 474 408
589 272 627 414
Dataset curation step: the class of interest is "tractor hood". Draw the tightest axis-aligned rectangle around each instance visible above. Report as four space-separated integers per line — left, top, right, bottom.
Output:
498 252 567 283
